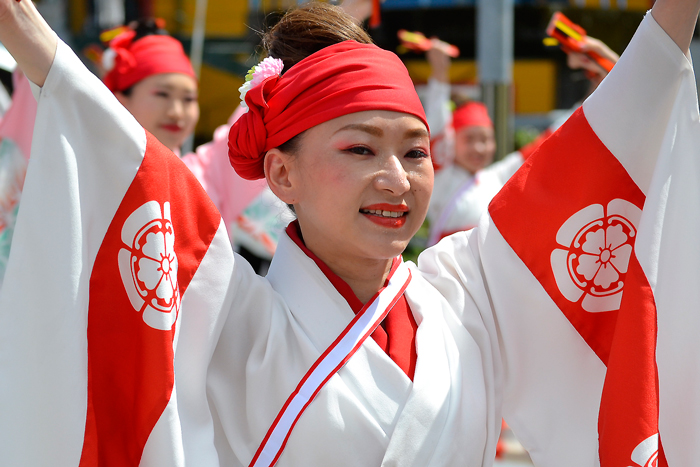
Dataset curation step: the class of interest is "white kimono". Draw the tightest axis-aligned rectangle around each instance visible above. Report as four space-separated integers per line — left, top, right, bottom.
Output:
0 12 697 467
207 230 501 466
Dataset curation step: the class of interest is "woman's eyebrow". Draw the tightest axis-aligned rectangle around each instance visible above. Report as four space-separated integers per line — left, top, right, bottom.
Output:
334 123 383 137
404 128 429 139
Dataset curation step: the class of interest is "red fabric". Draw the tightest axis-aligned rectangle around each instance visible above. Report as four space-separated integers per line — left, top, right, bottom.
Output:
228 40 428 181
286 222 418 380
489 107 664 465
369 0 381 28
452 101 492 132
103 31 196 93
438 226 476 242
79 132 221 466
598 254 663 466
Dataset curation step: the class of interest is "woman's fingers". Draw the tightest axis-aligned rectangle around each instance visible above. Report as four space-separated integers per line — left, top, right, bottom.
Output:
580 36 620 64
0 0 56 86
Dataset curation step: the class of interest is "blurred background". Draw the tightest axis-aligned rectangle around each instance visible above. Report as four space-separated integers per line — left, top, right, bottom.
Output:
11 0 698 153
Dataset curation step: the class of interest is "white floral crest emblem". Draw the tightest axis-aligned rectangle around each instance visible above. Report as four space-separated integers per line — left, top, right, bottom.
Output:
118 201 180 331
238 57 284 112
630 433 659 467
550 199 641 313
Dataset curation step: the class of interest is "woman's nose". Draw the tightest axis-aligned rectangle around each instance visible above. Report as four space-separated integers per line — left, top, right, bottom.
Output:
167 99 185 119
473 140 487 155
376 155 410 195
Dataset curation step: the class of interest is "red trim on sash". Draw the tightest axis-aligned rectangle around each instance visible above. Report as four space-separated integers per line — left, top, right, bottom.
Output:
285 222 363 311
79 132 221 466
249 264 412 467
489 107 665 465
286 222 417 379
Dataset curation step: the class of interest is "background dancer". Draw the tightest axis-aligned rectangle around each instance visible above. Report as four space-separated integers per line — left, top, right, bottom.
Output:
424 32 620 245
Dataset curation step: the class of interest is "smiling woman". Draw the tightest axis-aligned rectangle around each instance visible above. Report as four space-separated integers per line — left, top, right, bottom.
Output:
103 18 199 153
1 0 700 466
114 72 199 153
264 110 433 303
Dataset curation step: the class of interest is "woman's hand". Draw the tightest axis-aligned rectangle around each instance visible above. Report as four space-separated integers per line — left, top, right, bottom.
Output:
427 39 452 84
652 0 700 53
339 0 373 23
567 36 619 90
0 0 57 86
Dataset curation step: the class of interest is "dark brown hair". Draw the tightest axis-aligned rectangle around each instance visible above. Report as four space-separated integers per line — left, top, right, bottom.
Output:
262 2 373 74
129 17 169 41
261 3 373 212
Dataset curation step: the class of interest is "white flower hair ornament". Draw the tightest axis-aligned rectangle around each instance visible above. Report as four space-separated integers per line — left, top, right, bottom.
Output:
238 57 284 112
102 47 118 72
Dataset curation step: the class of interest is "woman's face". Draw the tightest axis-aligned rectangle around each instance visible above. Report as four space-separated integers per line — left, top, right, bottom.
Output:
280 110 433 266
116 72 199 152
453 125 496 175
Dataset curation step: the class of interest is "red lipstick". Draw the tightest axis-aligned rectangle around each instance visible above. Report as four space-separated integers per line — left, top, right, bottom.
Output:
161 124 183 133
359 203 409 228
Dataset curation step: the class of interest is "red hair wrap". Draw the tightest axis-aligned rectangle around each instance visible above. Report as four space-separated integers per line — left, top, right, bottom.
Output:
103 31 196 93
227 41 428 181
452 101 493 132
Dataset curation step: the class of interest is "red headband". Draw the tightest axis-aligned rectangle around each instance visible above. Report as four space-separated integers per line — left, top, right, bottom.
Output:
228 41 428 181
452 101 493 132
103 31 196 93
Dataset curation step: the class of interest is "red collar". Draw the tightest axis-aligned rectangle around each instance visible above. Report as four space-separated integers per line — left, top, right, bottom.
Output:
285 221 400 314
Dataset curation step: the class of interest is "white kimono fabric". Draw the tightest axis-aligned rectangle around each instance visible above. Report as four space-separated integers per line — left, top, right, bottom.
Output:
427 153 523 240
207 231 500 466
0 12 698 467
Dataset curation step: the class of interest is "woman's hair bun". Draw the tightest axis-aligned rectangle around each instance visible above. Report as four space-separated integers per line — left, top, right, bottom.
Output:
128 17 170 42
263 2 373 73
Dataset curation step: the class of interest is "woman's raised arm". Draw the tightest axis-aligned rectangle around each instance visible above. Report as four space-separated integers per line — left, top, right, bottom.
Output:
652 0 700 53
0 0 56 86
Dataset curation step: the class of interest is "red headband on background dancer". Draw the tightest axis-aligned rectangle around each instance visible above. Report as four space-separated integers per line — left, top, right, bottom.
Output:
102 25 196 93
452 101 493 132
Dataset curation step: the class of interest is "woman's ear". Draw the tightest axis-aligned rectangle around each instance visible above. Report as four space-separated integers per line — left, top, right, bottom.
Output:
264 148 298 204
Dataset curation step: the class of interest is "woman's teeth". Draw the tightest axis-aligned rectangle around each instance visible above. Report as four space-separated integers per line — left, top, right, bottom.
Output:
361 209 406 218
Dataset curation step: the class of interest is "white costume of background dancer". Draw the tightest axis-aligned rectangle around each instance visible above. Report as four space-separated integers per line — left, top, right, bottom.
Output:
423 78 525 242
427 152 522 239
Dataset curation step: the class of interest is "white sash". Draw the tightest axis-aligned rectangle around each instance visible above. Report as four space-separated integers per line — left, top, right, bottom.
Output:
249 261 412 467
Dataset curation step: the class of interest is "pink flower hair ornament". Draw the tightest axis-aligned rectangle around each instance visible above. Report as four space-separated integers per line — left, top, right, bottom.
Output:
238 57 284 112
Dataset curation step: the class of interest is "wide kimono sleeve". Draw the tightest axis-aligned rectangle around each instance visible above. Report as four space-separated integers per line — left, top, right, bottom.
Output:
181 107 267 236
0 40 267 467
419 12 698 466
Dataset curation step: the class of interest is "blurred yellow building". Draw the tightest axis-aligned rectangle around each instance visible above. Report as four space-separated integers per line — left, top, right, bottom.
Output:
61 0 647 140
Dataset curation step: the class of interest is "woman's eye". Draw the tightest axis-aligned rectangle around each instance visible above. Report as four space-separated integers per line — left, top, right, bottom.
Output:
155 91 170 98
346 146 373 156
406 149 429 159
